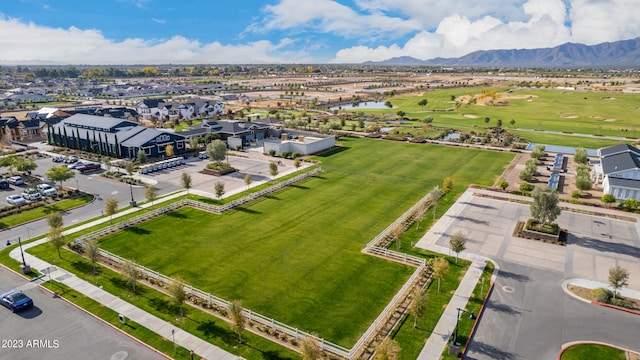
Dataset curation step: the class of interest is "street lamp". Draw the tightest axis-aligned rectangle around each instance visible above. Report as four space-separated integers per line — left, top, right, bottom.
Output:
17 237 30 274
171 329 176 353
75 178 79 192
453 307 476 345
129 181 136 207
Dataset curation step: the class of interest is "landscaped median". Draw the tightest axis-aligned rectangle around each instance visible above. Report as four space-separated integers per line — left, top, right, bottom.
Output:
0 193 94 230
559 342 638 360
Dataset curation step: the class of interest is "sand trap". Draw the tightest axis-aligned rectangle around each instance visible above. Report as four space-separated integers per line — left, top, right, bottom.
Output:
590 116 602 119
561 115 578 119
604 118 616 122
602 97 615 100
462 114 479 118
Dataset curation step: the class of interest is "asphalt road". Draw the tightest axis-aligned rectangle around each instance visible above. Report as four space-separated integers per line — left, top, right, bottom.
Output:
466 261 640 360
0 267 168 360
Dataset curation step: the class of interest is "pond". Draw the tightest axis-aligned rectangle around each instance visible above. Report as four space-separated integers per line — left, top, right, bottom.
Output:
441 133 461 141
329 101 391 110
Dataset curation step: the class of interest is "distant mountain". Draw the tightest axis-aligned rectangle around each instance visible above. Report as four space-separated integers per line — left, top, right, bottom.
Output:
365 37 640 67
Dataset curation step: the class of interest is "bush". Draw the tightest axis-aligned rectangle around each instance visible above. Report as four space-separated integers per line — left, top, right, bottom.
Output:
291 152 300 159
610 297 633 309
592 288 613 303
280 151 290 159
571 190 582 199
268 149 276 156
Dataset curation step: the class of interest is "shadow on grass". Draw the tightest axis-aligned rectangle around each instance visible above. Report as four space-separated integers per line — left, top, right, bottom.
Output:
71 260 101 276
288 184 309 190
43 205 62 214
196 320 236 344
0 221 6 229
109 276 146 296
149 297 182 317
316 145 349 158
243 342 292 360
165 212 188 219
235 207 260 215
264 195 281 200
125 227 152 236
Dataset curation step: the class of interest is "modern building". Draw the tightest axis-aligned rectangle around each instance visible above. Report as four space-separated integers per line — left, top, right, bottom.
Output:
263 130 335 156
592 144 640 200
50 114 186 159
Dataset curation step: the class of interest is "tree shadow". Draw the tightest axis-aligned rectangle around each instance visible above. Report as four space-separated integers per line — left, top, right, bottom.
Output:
497 270 530 283
125 227 151 235
235 207 260 214
569 234 640 258
485 301 522 316
149 297 182 316
165 212 187 219
71 260 101 276
288 184 309 190
459 202 496 210
109 276 146 296
447 215 489 225
196 320 236 344
466 341 515 360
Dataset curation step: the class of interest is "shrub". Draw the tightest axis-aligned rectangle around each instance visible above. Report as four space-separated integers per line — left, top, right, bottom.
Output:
268 149 276 156
592 288 613 303
610 297 633 309
571 190 582 199
291 152 300 159
280 151 290 159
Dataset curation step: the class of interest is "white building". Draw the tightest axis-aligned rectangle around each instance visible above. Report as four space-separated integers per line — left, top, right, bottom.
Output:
592 144 640 200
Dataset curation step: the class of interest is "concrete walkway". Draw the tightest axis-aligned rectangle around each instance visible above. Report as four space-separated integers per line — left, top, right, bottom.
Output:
9 190 241 360
415 190 494 360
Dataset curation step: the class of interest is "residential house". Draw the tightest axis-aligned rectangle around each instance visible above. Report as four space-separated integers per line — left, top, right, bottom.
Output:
592 144 640 200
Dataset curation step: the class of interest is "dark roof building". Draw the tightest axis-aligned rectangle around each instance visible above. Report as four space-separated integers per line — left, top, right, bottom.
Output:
594 144 640 201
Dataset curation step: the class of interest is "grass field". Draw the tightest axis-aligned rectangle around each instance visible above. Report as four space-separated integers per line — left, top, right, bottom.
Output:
343 87 640 147
89 137 513 347
560 343 626 360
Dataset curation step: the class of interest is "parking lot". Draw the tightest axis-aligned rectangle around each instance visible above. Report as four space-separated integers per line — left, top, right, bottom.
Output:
0 267 167 360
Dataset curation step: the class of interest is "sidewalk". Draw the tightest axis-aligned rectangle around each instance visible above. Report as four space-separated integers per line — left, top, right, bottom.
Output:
9 190 242 360
415 190 495 360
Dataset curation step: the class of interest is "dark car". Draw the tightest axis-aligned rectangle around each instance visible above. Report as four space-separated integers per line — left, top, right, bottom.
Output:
76 163 101 173
0 179 9 189
0 290 34 313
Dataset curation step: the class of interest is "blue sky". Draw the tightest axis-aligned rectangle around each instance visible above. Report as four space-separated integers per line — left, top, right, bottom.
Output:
0 0 638 64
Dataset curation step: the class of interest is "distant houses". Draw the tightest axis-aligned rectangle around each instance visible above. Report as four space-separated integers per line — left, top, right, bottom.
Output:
592 144 640 201
135 98 223 124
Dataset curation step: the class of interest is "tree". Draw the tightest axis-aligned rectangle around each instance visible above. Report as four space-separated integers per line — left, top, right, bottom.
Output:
408 287 428 328
167 277 187 317
269 162 279 179
575 173 592 191
574 148 588 165
530 187 561 225
244 174 252 189
206 139 227 165
214 181 225 200
374 337 401 360
294 158 301 170
48 226 66 259
122 259 139 294
145 185 158 207
432 257 449 292
300 335 322 360
181 172 192 195
430 186 444 220
418 98 428 108
85 238 100 275
46 166 75 188
228 300 245 343
484 117 490 125
520 159 537 181
608 266 630 298
449 231 466 264
601 193 616 208
530 145 546 160
137 151 148 164
496 119 502 128
47 212 64 229
165 144 174 157
384 100 393 108
497 180 509 190
520 182 534 195
509 119 516 126
14 157 37 173
442 177 453 200
125 162 134 176
105 198 118 223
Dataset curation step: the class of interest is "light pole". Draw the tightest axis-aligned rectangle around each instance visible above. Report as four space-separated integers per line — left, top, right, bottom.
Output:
17 237 30 274
75 178 79 192
453 307 476 345
129 182 136 207
171 329 176 353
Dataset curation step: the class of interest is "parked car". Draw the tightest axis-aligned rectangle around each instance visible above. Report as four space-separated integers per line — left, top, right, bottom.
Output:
0 179 9 189
7 176 24 185
52 156 65 163
64 156 78 164
6 194 26 205
65 161 87 170
22 188 42 201
37 183 57 196
76 163 101 173
198 151 209 159
0 290 33 313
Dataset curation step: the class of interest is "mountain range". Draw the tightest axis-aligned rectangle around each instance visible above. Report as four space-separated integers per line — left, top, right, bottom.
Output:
363 37 640 67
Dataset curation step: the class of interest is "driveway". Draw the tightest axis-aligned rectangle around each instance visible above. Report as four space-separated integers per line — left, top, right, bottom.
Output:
416 191 640 359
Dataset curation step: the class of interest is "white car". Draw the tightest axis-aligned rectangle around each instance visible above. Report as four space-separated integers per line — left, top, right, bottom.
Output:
37 184 57 196
7 176 24 186
6 194 26 206
65 161 87 170
21 189 42 201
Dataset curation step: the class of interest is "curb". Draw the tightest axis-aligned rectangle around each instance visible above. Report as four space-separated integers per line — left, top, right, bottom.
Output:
0 263 171 359
591 301 640 316
461 282 495 359
557 341 640 360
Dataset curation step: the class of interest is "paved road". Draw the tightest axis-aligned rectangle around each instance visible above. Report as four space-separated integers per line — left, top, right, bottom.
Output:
0 267 167 360
416 191 640 359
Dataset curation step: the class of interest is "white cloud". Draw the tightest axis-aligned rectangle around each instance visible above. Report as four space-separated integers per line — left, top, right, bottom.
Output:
151 18 166 24
249 0 422 39
332 0 640 63
0 17 312 64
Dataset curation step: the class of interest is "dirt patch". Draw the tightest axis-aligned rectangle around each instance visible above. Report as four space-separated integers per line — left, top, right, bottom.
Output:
602 97 616 100
603 118 616 122
462 114 479 118
561 115 578 119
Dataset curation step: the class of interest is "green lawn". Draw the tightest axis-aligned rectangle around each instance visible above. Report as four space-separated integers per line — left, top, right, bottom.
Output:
0 194 94 229
341 87 640 148
75 137 512 347
560 343 626 360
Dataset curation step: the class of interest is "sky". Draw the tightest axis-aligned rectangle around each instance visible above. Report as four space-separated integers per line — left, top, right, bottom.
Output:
0 0 638 65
